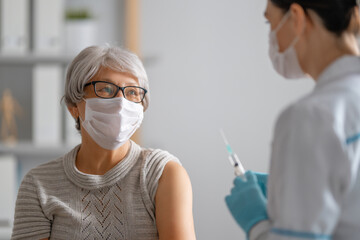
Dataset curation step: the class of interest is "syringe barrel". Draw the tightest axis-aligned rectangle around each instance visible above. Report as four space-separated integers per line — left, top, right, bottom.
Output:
230 153 246 176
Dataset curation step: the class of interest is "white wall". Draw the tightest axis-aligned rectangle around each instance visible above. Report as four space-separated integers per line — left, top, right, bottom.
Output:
140 1 314 239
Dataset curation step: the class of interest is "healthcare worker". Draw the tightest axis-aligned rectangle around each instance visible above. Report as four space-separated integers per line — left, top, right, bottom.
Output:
225 0 360 240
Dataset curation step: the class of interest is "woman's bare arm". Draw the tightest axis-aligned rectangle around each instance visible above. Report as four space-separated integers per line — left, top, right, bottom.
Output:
155 161 196 240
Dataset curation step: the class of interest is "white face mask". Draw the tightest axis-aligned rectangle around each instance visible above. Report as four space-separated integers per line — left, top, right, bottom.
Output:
80 97 144 150
268 12 306 79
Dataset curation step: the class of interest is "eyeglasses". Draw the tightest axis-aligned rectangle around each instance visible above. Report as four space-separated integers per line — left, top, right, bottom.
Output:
84 81 147 103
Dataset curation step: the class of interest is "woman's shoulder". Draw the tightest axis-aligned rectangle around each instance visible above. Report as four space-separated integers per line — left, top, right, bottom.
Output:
24 155 66 184
139 146 181 172
137 145 183 206
27 145 80 180
137 145 182 184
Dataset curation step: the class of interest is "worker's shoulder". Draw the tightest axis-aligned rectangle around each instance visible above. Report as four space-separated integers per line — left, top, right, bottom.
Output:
277 82 360 134
278 92 322 116
318 73 360 101
275 93 334 133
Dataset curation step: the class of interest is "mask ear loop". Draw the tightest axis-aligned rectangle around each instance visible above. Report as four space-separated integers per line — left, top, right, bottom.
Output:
276 11 306 49
79 98 87 124
291 8 308 48
274 11 291 33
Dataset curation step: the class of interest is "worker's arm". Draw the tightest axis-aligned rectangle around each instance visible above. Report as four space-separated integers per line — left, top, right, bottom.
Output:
249 104 353 240
254 172 268 198
155 161 196 240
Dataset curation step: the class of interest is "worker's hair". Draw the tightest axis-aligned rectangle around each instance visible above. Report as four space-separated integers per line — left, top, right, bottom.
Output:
271 0 359 36
63 45 150 130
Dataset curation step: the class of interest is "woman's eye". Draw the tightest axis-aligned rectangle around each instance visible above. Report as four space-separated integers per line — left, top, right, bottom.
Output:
128 90 137 96
98 86 113 94
105 87 113 93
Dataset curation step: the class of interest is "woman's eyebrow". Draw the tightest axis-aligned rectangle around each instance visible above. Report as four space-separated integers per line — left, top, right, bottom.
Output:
97 78 138 86
97 78 115 83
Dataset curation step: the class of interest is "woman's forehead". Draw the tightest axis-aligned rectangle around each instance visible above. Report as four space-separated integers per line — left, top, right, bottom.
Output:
92 67 139 85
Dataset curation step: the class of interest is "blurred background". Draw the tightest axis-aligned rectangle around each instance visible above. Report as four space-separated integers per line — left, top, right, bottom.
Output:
0 0 315 239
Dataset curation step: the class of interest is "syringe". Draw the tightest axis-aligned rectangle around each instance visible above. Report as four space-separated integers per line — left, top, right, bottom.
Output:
220 129 246 177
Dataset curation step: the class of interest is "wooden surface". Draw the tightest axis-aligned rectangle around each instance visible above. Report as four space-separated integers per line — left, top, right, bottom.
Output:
125 0 140 55
125 0 142 145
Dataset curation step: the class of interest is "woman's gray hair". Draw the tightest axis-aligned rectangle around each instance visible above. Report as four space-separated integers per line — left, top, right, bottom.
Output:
63 45 150 110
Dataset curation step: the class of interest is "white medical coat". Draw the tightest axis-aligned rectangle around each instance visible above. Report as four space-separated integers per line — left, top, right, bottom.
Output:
250 56 360 240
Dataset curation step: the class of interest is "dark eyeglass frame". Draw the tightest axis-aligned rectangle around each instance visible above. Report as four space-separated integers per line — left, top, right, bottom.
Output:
84 81 148 103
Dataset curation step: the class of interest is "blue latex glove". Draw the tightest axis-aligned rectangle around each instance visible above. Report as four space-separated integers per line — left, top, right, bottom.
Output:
225 171 268 237
254 172 268 198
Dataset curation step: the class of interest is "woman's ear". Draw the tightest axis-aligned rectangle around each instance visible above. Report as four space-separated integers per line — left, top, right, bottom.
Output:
350 6 360 35
289 3 307 36
67 104 79 119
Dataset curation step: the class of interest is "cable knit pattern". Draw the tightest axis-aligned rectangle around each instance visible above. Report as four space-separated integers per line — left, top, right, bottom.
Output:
11 141 180 240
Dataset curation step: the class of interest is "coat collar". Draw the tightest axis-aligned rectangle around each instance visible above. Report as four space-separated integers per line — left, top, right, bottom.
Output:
316 55 360 89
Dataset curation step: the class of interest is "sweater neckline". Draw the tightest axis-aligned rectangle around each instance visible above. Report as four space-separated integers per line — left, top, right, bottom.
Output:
63 141 141 189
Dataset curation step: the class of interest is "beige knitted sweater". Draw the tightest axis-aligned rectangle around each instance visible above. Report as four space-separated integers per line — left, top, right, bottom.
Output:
11 141 180 240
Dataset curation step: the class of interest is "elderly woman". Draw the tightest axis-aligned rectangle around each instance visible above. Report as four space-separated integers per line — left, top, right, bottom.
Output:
11 46 196 240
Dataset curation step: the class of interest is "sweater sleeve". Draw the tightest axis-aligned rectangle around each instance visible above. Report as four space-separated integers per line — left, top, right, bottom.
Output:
144 149 181 202
11 172 51 240
140 148 181 221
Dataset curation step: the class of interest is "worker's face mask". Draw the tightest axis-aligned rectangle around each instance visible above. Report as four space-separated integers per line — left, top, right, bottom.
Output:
80 97 144 150
268 12 306 79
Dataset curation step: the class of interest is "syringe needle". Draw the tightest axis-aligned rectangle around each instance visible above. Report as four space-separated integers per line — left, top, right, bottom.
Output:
220 129 233 155
220 128 229 145
220 128 246 178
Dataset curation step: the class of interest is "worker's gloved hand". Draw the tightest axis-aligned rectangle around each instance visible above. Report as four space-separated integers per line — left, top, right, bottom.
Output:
253 172 268 198
225 171 268 237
